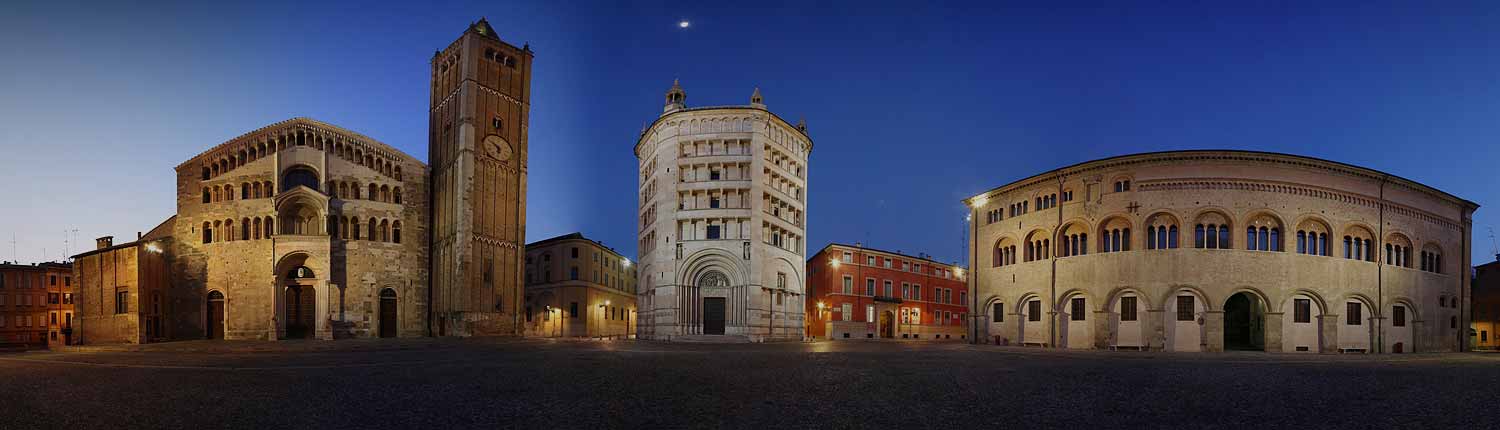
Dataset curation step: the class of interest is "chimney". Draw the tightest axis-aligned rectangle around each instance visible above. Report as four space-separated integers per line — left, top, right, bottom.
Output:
96 236 113 250
138 232 143 240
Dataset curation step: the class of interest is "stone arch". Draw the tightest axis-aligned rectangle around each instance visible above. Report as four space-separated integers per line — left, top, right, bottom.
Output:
1057 219 1091 257
1022 228 1051 261
378 287 399 338
991 235 1017 267
1014 292 1046 346
1096 214 1134 253
280 164 321 193
1292 214 1334 255
274 251 322 339
1058 288 1093 349
1387 296 1419 353
1279 289 1327 353
1104 286 1151 349
1191 207 1234 249
275 192 326 236
1340 223 1377 261
1241 209 1287 252
676 248 749 288
1222 287 1271 351
1163 285 1210 351
1144 210 1183 249
1337 293 1376 351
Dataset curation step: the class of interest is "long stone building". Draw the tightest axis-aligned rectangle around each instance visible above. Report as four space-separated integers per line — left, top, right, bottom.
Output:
71 19 531 342
635 82 811 342
522 232 637 338
965 150 1475 353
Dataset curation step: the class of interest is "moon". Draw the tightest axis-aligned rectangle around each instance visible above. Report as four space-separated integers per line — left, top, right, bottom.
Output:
678 20 690 29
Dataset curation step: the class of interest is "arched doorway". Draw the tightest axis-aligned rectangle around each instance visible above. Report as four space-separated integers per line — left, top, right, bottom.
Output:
1224 292 1265 351
879 310 895 338
283 265 317 339
697 271 729 335
207 291 225 340
379 288 398 338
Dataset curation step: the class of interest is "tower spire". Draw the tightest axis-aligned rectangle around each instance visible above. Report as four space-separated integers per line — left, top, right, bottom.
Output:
663 79 687 114
750 87 764 108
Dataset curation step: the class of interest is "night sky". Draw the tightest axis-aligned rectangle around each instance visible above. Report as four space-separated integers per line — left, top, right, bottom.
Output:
3 1 1498 267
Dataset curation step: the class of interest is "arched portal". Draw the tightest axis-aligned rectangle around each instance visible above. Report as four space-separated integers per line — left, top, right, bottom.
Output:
379 288 398 338
698 270 728 335
281 262 318 339
280 165 320 192
206 291 225 340
1224 292 1265 350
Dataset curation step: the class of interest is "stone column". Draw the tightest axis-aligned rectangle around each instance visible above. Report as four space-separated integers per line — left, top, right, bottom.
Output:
1318 314 1339 353
1203 310 1225 352
1145 309 1165 351
1262 312 1283 352
1093 310 1114 349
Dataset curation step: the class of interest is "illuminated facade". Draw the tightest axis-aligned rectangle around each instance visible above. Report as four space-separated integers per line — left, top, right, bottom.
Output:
805 244 968 341
635 83 811 341
966 150 1475 353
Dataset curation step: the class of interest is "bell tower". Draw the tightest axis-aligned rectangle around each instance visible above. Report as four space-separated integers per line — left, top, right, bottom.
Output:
427 18 532 336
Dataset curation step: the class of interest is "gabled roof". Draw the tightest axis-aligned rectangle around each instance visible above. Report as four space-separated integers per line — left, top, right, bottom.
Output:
469 18 500 40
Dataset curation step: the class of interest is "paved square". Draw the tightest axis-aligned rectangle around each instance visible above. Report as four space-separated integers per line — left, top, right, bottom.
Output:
1 340 1496 429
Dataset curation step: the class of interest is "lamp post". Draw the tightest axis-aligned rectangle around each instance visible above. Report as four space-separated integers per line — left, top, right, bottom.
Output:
966 196 985 345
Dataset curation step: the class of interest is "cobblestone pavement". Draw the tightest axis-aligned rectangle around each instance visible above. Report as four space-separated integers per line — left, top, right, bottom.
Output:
2 339 1497 429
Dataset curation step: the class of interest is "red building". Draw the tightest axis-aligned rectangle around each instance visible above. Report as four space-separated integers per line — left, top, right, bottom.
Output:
805 243 968 340
0 262 74 349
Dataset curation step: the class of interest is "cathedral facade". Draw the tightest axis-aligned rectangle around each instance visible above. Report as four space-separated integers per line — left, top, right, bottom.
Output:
634 82 811 342
72 20 530 342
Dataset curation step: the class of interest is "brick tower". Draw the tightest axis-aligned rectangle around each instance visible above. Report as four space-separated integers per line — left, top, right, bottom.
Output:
428 18 532 336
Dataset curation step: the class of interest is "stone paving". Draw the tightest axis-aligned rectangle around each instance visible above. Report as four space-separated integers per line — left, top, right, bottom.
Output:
2 339 1497 429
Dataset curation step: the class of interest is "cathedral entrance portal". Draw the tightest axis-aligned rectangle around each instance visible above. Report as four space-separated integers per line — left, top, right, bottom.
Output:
281 264 318 340
703 298 726 335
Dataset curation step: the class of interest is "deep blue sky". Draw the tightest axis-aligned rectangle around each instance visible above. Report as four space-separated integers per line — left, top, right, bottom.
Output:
2 1 1498 267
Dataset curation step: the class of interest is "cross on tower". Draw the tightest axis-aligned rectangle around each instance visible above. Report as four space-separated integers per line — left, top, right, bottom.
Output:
1126 201 1142 214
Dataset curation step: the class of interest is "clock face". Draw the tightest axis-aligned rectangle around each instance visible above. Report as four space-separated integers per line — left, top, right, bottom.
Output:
483 135 512 162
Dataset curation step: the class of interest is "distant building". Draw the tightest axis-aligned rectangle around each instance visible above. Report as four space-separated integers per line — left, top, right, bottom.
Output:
805 244 968 340
1471 257 1500 349
0 261 73 348
72 232 172 344
634 82 811 342
522 233 637 338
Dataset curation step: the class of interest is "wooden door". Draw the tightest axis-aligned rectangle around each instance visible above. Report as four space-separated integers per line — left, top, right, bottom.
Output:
379 293 397 338
703 298 726 335
208 300 225 339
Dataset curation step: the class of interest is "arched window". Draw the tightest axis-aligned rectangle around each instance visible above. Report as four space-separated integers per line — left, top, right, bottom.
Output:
281 166 320 192
202 188 211 204
264 217 274 239
352 218 361 240
352 183 361 199
381 185 391 203
224 219 234 241
241 183 250 199
202 167 210 180
253 218 262 240
380 219 390 242
368 217 377 241
369 184 378 200
395 166 403 181
263 181 274 197
394 188 402 204
1386 234 1413 268
202 221 212 244
393 221 402 244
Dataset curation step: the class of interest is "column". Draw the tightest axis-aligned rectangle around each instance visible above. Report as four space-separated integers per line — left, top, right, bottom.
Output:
1262 312 1283 352
1145 309 1165 351
1093 310 1115 349
1318 314 1339 353
1203 310 1225 352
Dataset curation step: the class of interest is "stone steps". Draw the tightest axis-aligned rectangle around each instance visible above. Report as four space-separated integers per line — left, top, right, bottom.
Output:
671 334 751 344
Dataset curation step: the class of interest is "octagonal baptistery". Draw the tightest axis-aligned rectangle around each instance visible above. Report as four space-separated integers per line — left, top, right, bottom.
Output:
634 82 811 341
170 118 428 341
965 150 1476 353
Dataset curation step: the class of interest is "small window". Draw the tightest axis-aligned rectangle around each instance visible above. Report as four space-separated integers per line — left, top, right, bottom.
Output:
707 225 721 239
1070 298 1086 321
1027 300 1041 322
1294 298 1311 323
1120 297 1138 322
1392 305 1406 327
1176 296 1195 321
569 302 578 318
992 303 1004 322
1346 302 1362 326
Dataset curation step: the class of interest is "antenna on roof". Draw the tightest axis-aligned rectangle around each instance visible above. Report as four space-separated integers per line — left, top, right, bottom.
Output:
1489 227 1498 262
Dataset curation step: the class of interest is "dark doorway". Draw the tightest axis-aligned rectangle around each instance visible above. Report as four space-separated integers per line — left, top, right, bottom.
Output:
880 311 895 338
284 285 316 339
379 289 398 338
703 297 726 335
207 291 225 340
1224 292 1264 350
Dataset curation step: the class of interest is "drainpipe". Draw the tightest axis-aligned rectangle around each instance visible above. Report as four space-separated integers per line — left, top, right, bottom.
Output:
1377 175 1386 354
1051 174 1064 348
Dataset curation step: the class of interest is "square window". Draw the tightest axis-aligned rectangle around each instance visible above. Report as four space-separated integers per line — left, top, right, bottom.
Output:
1176 296 1195 321
1346 302 1362 326
1028 300 1041 322
1294 299 1311 323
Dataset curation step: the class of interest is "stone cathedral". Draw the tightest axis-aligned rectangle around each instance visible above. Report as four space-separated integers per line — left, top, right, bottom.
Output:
71 19 530 343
